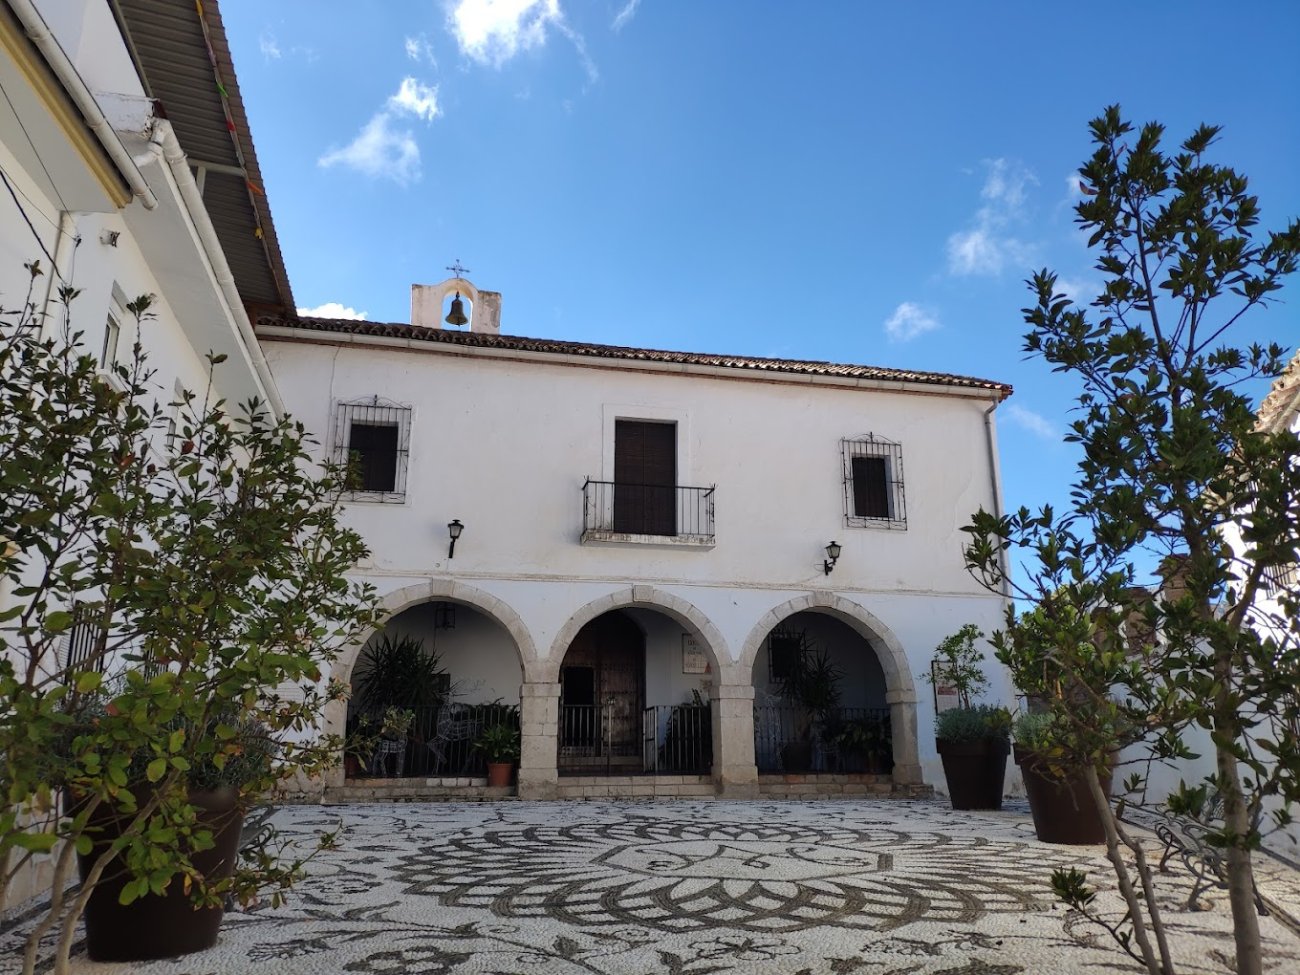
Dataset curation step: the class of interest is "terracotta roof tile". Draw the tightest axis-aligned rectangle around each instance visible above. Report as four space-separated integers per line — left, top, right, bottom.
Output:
256 315 1013 397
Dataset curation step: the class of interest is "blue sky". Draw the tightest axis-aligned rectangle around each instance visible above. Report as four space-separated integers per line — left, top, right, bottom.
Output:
224 1 1300 564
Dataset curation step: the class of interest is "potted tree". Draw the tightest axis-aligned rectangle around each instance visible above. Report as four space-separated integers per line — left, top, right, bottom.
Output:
926 625 1011 810
74 717 275 962
1013 710 1111 844
776 642 843 772
1 281 380 974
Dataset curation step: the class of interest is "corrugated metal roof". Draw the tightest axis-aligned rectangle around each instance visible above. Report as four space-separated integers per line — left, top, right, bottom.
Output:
257 315 1014 396
113 0 294 314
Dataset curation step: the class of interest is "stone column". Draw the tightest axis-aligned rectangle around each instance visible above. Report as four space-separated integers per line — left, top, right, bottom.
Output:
713 682 758 798
886 688 923 787
517 681 560 800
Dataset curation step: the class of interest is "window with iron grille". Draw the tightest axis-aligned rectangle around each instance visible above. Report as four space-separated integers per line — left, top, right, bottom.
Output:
62 604 106 679
842 435 906 529
332 398 412 501
1261 562 1298 597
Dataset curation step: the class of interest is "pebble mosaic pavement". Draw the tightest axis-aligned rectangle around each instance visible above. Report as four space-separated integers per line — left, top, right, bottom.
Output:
3 798 1299 974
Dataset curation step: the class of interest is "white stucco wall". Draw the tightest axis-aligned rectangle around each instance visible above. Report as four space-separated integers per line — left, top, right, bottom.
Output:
262 332 1015 790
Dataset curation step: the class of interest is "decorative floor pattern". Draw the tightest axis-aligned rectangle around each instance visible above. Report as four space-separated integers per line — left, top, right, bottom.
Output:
3 799 1298 974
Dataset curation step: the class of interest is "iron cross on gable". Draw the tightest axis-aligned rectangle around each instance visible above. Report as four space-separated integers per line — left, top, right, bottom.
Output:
446 259 471 280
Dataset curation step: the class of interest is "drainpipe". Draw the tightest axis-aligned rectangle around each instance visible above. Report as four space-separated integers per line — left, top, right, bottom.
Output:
8 0 157 210
145 120 284 416
983 401 1012 601
38 210 77 334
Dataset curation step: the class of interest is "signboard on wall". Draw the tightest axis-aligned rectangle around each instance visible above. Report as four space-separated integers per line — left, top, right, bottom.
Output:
682 634 709 674
930 659 961 714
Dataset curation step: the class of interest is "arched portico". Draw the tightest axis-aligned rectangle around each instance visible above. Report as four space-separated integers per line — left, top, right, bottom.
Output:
323 579 539 789
738 592 922 787
522 586 736 796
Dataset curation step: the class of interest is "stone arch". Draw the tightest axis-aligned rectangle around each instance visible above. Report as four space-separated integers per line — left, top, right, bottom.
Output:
737 592 922 785
544 585 728 684
323 579 538 787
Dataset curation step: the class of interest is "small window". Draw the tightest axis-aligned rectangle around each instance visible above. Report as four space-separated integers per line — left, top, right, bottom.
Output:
768 630 806 682
62 603 106 679
100 314 120 369
333 399 412 501
842 435 906 529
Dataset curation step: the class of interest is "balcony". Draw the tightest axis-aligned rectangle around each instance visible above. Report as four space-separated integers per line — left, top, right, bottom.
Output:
581 479 716 547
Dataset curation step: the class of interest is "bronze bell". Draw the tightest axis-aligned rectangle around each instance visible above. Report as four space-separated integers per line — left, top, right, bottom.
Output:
444 292 469 327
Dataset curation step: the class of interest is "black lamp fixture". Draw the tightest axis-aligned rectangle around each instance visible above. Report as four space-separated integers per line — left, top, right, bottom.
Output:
823 540 842 575
447 519 464 558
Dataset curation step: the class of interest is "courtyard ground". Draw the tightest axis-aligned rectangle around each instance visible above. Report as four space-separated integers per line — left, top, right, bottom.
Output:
3 798 1299 974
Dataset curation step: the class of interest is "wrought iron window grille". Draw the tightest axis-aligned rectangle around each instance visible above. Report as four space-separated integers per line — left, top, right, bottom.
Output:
841 434 907 530
332 397 412 502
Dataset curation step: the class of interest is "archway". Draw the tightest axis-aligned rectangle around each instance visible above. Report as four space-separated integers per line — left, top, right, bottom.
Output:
325 580 537 787
549 587 727 777
739 593 921 784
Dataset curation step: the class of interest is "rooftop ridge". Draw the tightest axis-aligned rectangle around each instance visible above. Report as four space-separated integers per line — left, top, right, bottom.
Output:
255 315 1014 397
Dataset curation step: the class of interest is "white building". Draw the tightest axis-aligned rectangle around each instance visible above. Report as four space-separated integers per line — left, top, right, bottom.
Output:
1 0 295 907
257 280 1016 801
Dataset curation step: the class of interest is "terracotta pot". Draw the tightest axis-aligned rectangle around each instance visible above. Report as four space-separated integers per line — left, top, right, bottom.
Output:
1015 745 1112 844
486 762 514 787
78 788 244 961
936 737 1009 810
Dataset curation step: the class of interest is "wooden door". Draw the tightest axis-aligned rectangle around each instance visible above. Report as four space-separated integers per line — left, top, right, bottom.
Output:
614 420 676 535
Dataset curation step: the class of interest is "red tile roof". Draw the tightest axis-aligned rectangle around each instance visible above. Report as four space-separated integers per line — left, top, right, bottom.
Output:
256 315 1013 397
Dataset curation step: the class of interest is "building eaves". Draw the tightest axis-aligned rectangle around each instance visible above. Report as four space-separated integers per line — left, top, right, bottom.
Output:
256 315 1014 397
112 0 295 315
1257 347 1300 434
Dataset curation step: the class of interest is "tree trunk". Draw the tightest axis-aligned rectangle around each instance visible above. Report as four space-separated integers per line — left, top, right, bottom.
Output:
1086 765 1164 975
1216 733 1263 975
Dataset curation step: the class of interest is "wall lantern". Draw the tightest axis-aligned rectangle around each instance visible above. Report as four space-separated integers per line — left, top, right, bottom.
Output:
447 519 464 558
823 540 842 576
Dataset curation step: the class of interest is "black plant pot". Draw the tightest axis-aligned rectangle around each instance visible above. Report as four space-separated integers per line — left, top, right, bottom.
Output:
781 741 814 773
936 737 1009 810
79 788 244 961
1015 745 1111 844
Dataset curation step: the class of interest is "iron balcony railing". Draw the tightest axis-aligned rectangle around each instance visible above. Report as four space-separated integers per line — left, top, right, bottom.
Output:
558 702 713 775
753 705 891 774
347 702 517 779
581 479 716 542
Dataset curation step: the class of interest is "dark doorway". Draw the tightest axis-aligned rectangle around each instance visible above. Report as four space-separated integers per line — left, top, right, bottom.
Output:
559 612 645 771
614 419 676 535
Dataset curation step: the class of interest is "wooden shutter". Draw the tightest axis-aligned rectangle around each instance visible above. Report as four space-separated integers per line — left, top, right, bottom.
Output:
614 420 677 534
852 456 890 519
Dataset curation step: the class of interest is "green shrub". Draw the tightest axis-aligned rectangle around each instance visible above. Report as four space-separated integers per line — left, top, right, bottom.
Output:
935 704 1011 743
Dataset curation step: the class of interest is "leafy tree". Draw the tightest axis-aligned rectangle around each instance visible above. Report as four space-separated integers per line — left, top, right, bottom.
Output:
965 107 1300 975
0 264 380 974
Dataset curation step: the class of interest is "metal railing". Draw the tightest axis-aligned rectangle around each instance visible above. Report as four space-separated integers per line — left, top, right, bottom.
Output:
644 704 712 773
558 702 713 775
753 705 891 774
581 479 716 542
347 702 517 779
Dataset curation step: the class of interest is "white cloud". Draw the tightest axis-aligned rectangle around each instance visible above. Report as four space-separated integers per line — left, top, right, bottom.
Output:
447 0 595 80
883 302 940 342
946 158 1038 276
1004 404 1059 441
319 113 420 184
612 0 641 31
297 302 369 320
318 78 441 185
1053 275 1099 306
405 34 438 65
259 31 281 60
389 77 441 122
449 0 560 66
